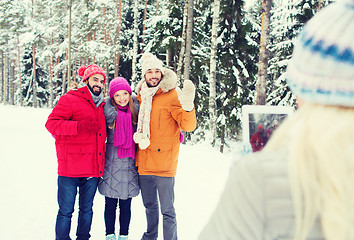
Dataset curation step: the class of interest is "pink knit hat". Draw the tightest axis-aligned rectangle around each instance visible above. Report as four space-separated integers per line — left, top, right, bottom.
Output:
78 64 106 83
109 77 132 99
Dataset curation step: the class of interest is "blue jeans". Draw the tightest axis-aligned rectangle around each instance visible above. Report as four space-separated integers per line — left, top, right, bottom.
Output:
55 176 99 240
139 175 177 240
104 197 132 236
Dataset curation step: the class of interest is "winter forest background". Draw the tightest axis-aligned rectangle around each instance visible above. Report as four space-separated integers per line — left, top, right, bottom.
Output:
0 0 334 151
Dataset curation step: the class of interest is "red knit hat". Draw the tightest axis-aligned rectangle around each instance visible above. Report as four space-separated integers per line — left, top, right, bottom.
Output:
78 64 106 83
257 124 264 131
109 77 132 99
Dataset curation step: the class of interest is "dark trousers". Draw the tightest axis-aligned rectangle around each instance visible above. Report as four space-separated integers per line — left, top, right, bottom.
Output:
139 175 177 240
104 196 132 236
55 176 99 240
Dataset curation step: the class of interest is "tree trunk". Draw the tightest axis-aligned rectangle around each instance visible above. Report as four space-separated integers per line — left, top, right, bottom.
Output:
62 66 67 95
32 43 37 108
49 37 54 108
1 50 4 104
255 0 272 105
2 50 8 105
92 32 96 63
209 0 220 146
10 61 15 105
165 49 174 67
156 0 159 13
49 55 54 107
56 56 61 101
5 53 9 104
176 0 189 84
142 0 148 45
166 49 170 67
115 0 123 77
180 0 195 144
183 0 194 81
131 0 139 84
103 4 108 93
67 0 72 91
115 52 121 78
17 32 23 106
220 122 225 153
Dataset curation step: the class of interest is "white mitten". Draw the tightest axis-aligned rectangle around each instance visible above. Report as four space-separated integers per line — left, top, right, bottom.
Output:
133 132 143 143
178 80 195 111
139 138 150 150
133 132 150 149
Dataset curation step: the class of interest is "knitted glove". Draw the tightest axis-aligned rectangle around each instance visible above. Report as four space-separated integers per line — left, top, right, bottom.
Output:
133 132 150 150
177 80 195 111
77 119 101 134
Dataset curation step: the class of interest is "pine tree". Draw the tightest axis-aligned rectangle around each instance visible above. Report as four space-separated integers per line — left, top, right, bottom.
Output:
143 0 184 67
20 46 48 107
267 0 334 107
267 0 301 106
214 0 259 145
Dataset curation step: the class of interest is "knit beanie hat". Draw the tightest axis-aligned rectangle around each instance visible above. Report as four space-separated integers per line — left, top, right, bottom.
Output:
78 64 107 83
141 52 165 76
108 77 132 99
286 0 354 107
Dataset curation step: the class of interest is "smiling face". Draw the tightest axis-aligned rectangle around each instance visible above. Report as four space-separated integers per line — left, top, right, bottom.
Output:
144 68 162 87
113 90 130 107
86 74 105 96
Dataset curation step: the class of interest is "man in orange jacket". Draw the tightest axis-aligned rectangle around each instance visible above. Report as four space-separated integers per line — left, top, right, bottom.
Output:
133 53 197 240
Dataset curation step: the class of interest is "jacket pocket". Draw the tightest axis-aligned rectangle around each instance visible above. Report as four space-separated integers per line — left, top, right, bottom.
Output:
143 142 176 172
66 143 96 175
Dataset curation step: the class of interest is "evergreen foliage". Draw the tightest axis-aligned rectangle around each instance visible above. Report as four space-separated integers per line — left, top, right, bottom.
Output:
0 0 335 146
20 45 48 107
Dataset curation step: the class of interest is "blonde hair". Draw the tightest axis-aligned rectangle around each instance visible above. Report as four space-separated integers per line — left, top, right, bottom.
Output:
265 102 354 240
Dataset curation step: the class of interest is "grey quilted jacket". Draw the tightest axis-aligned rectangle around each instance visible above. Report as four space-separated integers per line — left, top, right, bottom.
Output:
98 96 140 200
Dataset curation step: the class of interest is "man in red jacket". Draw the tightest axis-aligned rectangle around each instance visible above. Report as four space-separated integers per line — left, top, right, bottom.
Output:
45 64 107 240
250 124 268 152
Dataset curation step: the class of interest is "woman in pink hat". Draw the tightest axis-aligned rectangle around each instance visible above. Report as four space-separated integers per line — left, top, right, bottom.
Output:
98 77 139 240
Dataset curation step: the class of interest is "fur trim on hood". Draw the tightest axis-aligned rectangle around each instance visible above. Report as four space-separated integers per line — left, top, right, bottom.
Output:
135 68 177 95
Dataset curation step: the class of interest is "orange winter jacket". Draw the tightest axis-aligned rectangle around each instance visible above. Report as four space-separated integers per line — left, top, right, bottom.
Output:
135 68 197 177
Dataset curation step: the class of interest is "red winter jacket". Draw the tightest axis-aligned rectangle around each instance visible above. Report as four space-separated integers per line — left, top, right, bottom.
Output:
250 132 267 152
45 86 107 178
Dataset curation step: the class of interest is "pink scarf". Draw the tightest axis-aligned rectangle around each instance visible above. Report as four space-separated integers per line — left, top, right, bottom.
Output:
114 105 135 159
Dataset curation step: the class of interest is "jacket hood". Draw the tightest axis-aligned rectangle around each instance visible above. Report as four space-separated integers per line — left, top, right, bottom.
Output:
67 85 90 98
135 68 177 95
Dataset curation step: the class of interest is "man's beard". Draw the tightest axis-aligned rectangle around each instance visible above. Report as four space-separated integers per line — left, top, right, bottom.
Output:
146 78 162 88
87 83 102 96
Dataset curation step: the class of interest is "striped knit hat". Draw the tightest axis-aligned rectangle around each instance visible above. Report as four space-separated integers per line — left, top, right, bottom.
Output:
286 0 354 107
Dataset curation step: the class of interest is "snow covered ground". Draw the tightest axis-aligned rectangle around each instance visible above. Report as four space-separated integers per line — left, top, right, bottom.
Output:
0 104 240 239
